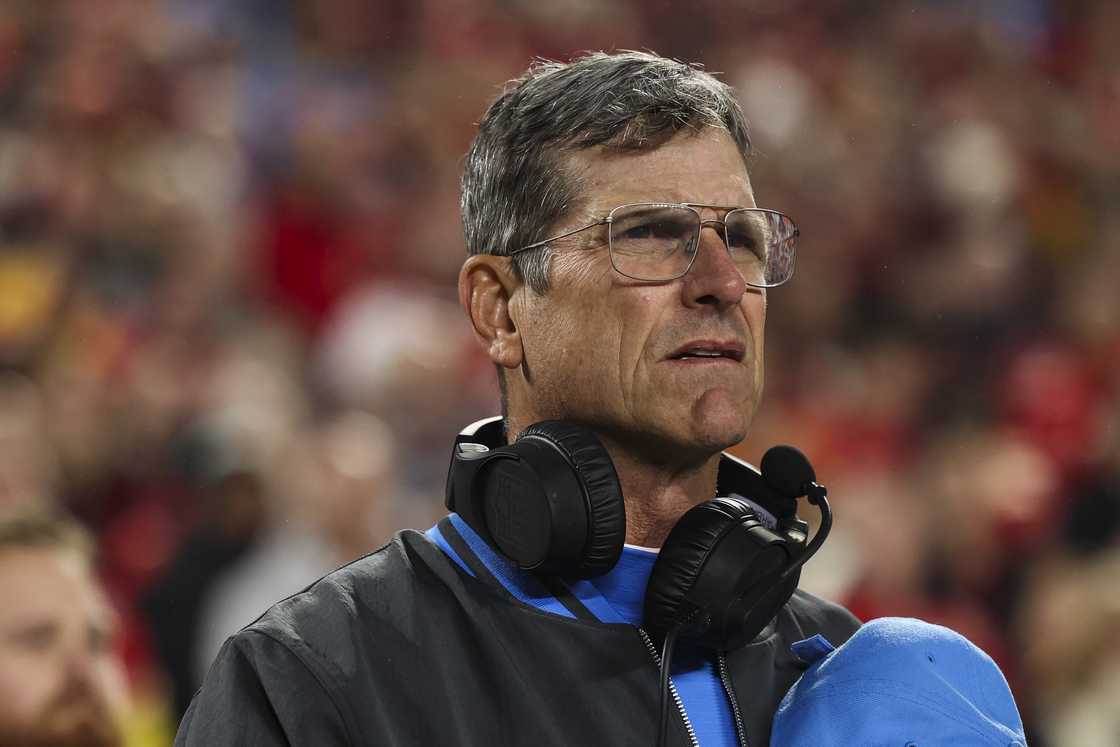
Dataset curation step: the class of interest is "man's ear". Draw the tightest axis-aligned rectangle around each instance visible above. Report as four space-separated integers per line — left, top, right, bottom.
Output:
459 254 523 369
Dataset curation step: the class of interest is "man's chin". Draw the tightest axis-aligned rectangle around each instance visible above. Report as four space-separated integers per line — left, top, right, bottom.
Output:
624 416 749 466
686 392 753 451
0 711 124 747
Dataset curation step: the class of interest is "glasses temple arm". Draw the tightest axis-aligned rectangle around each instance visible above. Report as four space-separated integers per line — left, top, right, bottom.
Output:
507 219 608 257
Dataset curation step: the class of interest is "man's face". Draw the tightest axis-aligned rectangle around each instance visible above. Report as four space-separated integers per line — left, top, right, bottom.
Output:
512 129 767 459
0 547 125 747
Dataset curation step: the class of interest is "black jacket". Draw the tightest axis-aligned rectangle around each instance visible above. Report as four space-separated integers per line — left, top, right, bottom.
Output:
175 521 859 746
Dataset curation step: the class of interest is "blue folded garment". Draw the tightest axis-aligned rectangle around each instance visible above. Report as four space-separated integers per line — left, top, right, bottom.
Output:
772 616 1027 746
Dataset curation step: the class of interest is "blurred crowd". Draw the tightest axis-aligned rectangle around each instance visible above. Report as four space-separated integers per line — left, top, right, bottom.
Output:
0 0 1116 744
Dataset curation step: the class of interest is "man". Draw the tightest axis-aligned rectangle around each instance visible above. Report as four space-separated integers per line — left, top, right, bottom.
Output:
176 51 859 746
0 512 127 747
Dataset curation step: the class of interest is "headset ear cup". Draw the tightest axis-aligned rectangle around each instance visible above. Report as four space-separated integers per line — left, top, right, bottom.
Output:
728 567 800 649
519 421 625 577
646 496 799 650
644 498 755 634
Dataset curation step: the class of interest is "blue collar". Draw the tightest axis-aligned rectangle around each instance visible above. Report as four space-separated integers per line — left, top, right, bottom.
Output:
426 513 657 625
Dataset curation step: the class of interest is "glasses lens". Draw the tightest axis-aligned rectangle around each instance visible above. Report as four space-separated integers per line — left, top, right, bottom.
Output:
608 205 698 281
726 209 797 287
607 205 798 285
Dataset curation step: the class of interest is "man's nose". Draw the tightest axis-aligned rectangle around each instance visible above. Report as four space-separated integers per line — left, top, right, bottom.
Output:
61 633 113 687
64 646 99 686
681 224 747 309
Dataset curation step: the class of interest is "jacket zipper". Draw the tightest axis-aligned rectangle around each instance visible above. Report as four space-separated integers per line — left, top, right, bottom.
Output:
637 628 699 747
718 654 748 747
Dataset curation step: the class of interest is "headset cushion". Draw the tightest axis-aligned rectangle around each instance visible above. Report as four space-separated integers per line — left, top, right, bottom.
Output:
643 497 760 633
519 421 625 578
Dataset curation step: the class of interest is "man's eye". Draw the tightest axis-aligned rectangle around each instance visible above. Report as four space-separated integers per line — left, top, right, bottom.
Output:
728 228 766 256
619 223 656 240
11 624 58 652
729 233 759 251
618 220 686 241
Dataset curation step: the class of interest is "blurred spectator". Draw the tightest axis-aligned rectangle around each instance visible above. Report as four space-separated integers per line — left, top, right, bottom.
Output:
139 421 269 721
190 410 403 695
313 282 498 494
1016 547 1120 746
0 373 60 512
0 510 128 747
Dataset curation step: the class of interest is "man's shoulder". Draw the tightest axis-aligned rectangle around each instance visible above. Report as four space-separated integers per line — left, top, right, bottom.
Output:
179 527 485 745
236 528 463 662
783 588 862 643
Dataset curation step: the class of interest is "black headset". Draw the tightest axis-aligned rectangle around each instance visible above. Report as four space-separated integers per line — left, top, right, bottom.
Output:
445 416 831 652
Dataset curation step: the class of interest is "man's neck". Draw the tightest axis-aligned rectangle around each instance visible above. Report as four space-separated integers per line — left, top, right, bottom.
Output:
603 442 719 548
503 412 722 548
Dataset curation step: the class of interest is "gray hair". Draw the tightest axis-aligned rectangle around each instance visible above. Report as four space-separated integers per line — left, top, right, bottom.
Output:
460 50 752 293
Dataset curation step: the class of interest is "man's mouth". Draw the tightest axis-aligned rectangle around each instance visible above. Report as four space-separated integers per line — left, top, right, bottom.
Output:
667 341 745 362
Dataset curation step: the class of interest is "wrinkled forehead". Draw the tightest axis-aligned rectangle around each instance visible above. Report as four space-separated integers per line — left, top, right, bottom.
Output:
559 128 756 221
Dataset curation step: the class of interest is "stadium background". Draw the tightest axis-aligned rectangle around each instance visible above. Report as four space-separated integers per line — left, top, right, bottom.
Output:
1 0 1117 744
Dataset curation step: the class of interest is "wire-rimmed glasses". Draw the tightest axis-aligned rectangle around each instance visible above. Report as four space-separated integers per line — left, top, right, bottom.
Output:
509 202 798 287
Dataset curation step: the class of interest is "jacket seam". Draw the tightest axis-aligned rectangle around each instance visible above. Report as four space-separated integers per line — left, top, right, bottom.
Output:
244 627 359 746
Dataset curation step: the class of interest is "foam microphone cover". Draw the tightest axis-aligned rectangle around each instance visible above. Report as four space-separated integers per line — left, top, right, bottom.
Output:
761 445 816 499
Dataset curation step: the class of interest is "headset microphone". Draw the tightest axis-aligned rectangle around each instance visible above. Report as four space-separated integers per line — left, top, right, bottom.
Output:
758 445 832 568
741 445 832 636
761 445 817 501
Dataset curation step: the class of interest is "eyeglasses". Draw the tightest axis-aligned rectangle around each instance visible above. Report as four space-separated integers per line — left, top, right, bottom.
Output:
509 202 798 286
